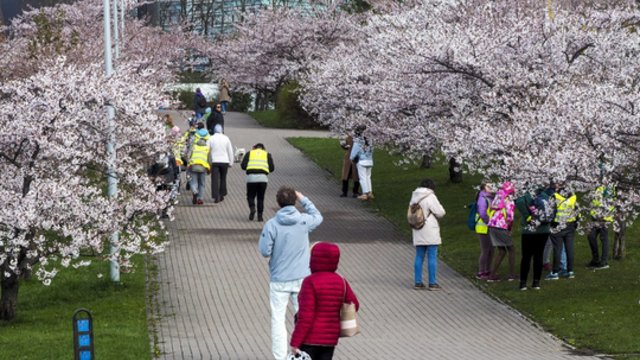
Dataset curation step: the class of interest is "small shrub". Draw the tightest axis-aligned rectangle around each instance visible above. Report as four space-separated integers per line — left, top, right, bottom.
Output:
230 92 252 112
276 81 322 129
173 89 194 110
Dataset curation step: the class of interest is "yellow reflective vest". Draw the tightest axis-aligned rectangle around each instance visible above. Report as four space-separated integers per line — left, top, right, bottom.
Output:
475 198 490 234
554 193 577 223
188 140 210 171
590 186 615 223
246 149 269 173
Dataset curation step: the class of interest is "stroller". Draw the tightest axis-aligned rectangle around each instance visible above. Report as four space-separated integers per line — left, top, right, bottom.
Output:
148 151 181 218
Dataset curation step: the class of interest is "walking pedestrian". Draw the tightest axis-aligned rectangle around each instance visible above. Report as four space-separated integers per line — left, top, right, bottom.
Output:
259 187 323 360
289 242 359 360
193 88 207 119
350 127 374 201
339 134 360 198
206 103 225 134
474 182 494 280
187 126 210 205
487 181 517 282
410 178 446 290
207 124 234 203
241 143 275 221
219 78 231 114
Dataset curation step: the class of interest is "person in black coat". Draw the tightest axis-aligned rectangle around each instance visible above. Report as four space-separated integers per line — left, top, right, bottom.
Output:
206 103 225 134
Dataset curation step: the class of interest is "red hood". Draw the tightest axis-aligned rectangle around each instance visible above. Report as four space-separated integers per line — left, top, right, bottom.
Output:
310 242 340 273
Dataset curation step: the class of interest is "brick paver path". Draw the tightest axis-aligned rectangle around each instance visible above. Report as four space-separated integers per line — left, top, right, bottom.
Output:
155 112 603 360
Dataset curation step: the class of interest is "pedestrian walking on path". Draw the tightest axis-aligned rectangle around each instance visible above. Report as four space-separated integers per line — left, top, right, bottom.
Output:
410 178 446 291
259 187 324 360
187 125 210 205
290 242 359 360
193 88 207 119
207 124 234 203
207 103 225 134
241 143 275 221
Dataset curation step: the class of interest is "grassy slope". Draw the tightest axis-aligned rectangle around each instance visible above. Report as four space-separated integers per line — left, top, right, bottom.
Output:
0 256 150 360
288 137 640 357
249 110 299 129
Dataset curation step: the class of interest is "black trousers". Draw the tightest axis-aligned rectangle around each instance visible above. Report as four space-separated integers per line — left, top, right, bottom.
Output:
246 182 267 213
588 224 609 265
551 225 576 273
210 163 229 200
520 233 548 284
299 344 335 360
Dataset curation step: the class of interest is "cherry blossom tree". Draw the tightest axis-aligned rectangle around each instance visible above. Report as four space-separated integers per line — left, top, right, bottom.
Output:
207 2 360 104
301 0 640 230
0 0 207 321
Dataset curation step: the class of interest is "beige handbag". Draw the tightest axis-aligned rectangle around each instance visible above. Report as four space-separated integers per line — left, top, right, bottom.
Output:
339 278 360 337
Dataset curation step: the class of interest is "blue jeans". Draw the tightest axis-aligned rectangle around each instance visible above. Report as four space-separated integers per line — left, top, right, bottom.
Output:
414 245 438 285
544 239 567 271
189 170 206 200
221 101 229 113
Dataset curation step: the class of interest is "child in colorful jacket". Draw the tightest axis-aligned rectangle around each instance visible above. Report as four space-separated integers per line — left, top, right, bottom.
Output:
487 181 516 282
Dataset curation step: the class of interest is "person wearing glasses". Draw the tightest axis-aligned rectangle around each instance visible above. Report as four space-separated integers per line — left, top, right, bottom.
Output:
206 103 225 134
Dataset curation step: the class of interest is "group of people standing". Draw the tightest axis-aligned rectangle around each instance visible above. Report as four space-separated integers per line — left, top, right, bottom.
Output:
473 180 615 290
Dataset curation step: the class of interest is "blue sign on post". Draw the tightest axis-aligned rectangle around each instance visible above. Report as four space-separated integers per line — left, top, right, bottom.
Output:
73 309 94 360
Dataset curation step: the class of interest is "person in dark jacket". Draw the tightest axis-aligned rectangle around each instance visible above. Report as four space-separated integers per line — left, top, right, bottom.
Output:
515 187 553 290
241 143 275 221
193 88 207 119
290 242 359 360
206 103 225 134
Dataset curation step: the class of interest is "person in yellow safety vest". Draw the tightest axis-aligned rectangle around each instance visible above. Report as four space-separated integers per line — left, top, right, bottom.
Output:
474 183 494 280
587 185 615 270
546 183 578 280
240 143 275 221
187 127 211 205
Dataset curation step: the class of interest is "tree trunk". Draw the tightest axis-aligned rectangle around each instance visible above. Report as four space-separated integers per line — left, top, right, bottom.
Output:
1 272 19 321
613 219 626 260
448 157 463 183
420 154 432 169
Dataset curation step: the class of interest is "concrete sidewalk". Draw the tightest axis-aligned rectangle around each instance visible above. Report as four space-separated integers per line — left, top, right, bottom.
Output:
154 112 601 360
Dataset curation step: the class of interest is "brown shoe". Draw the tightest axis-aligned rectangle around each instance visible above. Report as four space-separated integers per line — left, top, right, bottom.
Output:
357 194 369 201
367 192 375 199
428 284 442 291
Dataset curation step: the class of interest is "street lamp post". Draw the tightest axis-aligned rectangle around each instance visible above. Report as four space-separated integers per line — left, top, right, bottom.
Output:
113 0 119 59
103 0 120 283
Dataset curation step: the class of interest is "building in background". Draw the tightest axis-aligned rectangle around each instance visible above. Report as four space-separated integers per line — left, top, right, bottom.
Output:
142 0 312 38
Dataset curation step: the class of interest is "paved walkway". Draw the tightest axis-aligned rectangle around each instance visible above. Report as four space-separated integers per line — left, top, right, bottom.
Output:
155 112 603 360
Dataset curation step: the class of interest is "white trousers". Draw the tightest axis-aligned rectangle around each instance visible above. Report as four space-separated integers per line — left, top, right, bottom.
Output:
269 279 303 360
357 163 373 193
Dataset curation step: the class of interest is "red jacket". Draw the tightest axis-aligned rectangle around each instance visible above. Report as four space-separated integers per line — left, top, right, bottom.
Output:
290 242 359 348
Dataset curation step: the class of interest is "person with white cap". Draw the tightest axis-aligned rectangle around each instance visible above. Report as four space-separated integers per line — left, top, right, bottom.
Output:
207 124 234 203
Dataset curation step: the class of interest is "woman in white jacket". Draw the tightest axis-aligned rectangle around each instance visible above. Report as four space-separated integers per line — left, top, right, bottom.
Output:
410 179 446 291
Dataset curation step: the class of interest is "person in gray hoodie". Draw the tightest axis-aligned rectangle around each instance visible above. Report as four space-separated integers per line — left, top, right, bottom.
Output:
259 186 323 360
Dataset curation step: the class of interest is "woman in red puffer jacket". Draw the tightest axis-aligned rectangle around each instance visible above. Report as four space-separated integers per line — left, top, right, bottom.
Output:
290 242 359 360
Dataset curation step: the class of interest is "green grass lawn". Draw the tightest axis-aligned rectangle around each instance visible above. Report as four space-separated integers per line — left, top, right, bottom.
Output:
0 256 151 360
288 136 640 358
249 109 300 129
